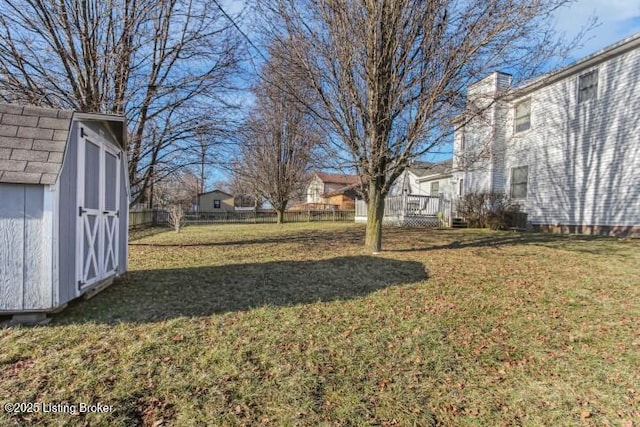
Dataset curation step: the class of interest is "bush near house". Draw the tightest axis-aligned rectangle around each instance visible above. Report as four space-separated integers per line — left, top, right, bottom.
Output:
456 192 522 229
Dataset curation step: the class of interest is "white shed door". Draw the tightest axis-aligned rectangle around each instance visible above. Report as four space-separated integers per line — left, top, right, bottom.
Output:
76 126 120 291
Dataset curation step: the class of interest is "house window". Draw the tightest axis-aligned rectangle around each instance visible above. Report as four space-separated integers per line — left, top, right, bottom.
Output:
459 179 464 196
514 99 531 133
510 166 528 199
430 181 439 196
578 69 598 103
213 199 221 209
459 127 465 150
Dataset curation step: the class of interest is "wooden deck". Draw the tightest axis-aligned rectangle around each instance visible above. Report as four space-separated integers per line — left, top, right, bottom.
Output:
355 194 453 227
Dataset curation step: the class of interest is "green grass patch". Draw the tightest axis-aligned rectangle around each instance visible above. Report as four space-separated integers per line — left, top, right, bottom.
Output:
1 223 639 426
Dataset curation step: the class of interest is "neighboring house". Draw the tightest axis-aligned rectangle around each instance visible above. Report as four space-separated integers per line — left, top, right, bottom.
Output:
355 161 455 226
322 186 359 210
306 172 361 210
392 161 454 198
198 189 234 212
0 103 129 323
454 33 640 236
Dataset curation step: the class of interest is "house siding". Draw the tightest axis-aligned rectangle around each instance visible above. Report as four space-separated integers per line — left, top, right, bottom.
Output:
199 191 234 212
306 176 324 203
416 177 454 198
455 37 640 234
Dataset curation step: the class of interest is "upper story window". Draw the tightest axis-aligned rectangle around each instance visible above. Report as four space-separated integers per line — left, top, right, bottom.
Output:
213 199 221 209
514 99 531 133
578 69 598 103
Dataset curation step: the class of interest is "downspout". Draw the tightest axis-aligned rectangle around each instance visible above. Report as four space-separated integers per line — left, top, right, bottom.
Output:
489 73 498 194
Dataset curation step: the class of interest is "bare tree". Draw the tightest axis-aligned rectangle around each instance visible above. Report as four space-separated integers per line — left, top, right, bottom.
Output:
235 53 320 223
154 170 200 210
0 0 242 205
229 169 264 209
167 205 185 233
257 0 583 252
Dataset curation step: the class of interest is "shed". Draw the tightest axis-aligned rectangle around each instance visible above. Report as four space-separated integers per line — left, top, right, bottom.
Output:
198 189 234 213
0 103 129 323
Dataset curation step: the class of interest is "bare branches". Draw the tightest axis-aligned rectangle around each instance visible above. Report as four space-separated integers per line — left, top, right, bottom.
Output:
234 45 321 223
0 0 243 205
256 0 578 251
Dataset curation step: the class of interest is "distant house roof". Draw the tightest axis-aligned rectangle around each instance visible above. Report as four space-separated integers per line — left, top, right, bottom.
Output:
322 183 360 198
407 160 452 179
0 103 126 185
315 172 360 185
198 189 233 197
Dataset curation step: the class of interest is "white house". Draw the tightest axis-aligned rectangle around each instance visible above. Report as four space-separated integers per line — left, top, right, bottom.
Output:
454 33 640 236
306 172 360 204
392 161 454 197
355 161 455 226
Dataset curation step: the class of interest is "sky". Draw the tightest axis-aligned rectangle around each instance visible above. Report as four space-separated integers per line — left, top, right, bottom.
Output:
553 0 640 58
207 0 640 184
220 0 640 59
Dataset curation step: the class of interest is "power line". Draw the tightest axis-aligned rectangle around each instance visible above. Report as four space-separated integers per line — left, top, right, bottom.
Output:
210 0 269 63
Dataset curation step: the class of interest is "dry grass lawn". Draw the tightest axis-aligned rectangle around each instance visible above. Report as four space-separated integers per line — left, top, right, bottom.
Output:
1 223 639 426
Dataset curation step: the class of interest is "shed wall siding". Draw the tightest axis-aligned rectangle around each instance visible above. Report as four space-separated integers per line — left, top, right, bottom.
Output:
0 183 52 311
58 123 79 303
23 185 52 309
0 184 25 310
118 153 128 274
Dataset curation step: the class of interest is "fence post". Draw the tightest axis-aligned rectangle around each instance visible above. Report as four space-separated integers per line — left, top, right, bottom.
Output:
402 192 408 217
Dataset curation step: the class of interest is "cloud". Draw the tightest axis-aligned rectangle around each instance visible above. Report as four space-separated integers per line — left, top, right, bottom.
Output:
554 0 640 56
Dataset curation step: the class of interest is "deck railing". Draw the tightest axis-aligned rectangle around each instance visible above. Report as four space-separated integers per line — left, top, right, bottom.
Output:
355 194 454 226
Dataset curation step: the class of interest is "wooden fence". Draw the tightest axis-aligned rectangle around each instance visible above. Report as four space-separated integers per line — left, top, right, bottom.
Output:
129 209 355 228
129 210 168 228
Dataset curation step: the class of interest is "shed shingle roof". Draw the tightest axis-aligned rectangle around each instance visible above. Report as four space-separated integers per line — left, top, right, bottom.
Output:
0 103 73 185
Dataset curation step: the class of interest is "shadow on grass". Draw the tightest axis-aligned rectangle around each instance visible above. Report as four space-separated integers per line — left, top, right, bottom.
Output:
386 230 634 256
129 227 365 248
53 256 427 324
129 226 171 242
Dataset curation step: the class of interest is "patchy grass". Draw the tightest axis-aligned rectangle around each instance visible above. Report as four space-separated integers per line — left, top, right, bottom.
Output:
1 223 639 426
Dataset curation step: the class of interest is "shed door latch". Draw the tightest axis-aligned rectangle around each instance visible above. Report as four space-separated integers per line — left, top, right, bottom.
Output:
78 206 87 216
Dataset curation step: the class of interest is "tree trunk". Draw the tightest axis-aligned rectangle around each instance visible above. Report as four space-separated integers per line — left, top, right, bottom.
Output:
365 184 385 253
276 208 285 224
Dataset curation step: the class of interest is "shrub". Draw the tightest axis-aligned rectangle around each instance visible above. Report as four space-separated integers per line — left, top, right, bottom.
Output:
167 204 185 233
456 192 522 230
